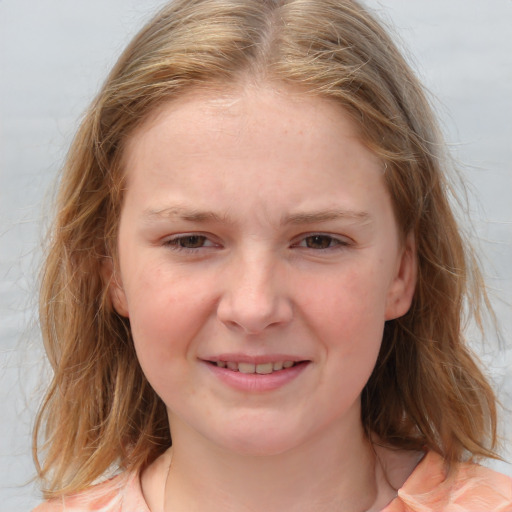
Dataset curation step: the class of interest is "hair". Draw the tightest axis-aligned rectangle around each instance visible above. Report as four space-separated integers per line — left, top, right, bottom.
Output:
34 0 499 499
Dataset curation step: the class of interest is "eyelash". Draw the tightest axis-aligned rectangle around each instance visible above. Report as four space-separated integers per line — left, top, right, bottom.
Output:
163 233 351 252
292 234 350 250
163 234 216 251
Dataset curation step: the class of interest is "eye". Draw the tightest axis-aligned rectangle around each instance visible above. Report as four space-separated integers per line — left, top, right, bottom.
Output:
164 234 216 250
294 234 348 250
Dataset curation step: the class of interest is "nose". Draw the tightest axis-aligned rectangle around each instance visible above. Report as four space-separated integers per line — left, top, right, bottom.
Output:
216 252 293 335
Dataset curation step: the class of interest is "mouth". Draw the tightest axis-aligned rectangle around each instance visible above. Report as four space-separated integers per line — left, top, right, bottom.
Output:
203 357 310 391
209 360 303 375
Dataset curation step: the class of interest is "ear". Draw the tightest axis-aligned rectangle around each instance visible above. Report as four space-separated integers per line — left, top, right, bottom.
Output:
385 231 417 321
101 257 129 317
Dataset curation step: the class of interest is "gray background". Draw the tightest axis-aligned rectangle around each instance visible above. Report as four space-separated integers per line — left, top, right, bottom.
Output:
1 1 511 510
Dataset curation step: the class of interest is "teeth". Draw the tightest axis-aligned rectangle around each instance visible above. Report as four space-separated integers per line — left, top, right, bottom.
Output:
238 362 256 374
215 360 297 373
256 362 273 374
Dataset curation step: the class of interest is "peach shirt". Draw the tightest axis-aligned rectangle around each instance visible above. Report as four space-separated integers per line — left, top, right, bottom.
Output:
34 451 512 512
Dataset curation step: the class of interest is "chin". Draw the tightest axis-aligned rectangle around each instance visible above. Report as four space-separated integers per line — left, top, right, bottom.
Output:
210 423 305 457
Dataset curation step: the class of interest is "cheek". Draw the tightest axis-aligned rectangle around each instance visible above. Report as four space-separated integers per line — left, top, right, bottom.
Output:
295 269 387 420
299 267 388 384
301 266 389 340
124 265 214 373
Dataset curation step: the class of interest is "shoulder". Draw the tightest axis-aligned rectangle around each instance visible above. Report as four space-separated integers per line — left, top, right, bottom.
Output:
385 451 512 511
32 470 150 512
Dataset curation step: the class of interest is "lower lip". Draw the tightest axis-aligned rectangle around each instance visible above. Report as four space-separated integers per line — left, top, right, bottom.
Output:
203 361 310 392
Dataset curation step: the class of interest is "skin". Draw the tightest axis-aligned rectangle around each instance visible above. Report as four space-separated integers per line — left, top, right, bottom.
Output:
109 84 417 511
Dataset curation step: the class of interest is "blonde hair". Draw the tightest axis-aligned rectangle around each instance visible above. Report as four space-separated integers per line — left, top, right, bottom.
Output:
34 0 499 498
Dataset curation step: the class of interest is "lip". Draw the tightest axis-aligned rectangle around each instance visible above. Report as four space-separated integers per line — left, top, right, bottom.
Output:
201 356 311 392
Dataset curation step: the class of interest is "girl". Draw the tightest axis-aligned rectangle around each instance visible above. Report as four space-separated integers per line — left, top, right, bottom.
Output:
33 0 512 510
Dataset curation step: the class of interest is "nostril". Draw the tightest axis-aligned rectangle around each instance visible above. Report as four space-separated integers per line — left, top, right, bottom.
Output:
216 280 293 334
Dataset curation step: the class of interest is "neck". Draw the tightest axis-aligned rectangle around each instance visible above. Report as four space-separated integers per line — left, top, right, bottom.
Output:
160 409 396 512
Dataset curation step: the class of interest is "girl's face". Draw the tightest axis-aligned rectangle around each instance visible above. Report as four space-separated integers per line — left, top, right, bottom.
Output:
110 85 416 456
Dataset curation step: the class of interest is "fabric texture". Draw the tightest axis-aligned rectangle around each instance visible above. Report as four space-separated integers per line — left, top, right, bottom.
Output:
33 451 512 511
382 452 512 511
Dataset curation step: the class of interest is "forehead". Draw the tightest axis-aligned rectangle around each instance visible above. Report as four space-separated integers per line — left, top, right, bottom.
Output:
120 84 389 225
123 83 378 173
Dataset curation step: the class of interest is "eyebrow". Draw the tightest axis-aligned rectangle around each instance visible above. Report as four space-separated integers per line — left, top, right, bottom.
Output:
282 209 372 225
143 206 372 226
143 206 230 223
